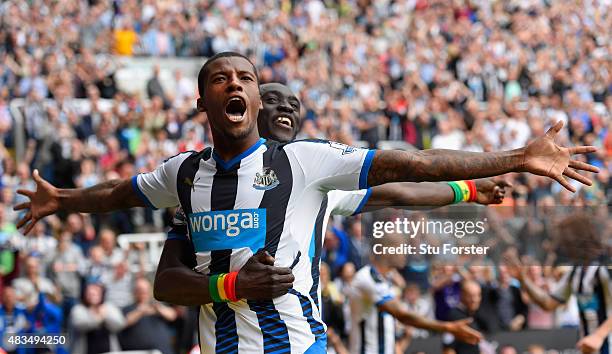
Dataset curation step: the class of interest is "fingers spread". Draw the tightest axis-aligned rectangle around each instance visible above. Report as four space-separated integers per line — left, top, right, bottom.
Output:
545 120 563 137
569 160 600 173
13 202 31 211
554 174 576 193
24 219 37 236
16 189 34 198
569 146 597 155
563 168 592 186
33 169 43 183
16 212 32 229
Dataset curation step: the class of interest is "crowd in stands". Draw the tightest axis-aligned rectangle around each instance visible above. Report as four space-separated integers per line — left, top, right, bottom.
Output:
0 0 610 353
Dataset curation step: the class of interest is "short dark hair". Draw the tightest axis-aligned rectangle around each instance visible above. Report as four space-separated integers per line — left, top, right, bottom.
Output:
197 52 259 97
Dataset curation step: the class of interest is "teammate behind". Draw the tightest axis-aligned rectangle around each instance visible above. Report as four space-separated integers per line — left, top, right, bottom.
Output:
505 213 611 354
348 234 482 354
14 52 599 353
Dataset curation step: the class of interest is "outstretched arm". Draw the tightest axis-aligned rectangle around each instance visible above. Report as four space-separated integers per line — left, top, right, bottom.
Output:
363 178 509 211
504 254 562 312
577 317 612 353
14 170 143 234
379 298 482 345
367 121 598 191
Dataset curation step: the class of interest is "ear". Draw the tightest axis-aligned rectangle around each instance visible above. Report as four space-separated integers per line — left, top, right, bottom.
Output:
197 97 206 112
258 97 263 110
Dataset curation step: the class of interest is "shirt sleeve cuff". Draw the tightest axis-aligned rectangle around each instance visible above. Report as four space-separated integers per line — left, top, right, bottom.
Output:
131 175 158 210
359 149 376 190
352 188 372 216
375 295 394 307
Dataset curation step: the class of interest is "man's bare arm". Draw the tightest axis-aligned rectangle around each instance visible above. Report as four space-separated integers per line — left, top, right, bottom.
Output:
515 270 561 312
367 121 598 191
505 255 561 312
57 179 144 212
363 179 509 211
154 238 295 305
14 170 144 234
364 182 454 210
153 239 212 306
379 298 482 345
577 317 612 353
368 149 523 185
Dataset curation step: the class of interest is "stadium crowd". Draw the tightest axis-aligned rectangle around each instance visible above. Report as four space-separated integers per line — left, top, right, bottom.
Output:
0 0 611 353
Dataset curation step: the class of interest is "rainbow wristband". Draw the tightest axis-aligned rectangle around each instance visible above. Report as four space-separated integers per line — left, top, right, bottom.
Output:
209 272 239 302
447 182 464 204
447 181 475 203
456 181 471 202
209 274 224 302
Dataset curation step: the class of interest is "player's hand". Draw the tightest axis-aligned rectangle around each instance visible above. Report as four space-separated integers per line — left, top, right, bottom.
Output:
445 318 482 345
13 169 60 235
522 121 599 192
474 178 512 205
235 250 295 300
577 333 605 353
502 252 526 281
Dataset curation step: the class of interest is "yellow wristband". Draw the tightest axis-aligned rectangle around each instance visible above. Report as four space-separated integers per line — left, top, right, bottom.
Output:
456 181 471 202
217 273 228 301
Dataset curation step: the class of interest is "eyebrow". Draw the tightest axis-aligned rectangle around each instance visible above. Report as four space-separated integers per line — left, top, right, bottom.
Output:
209 68 256 79
262 90 299 102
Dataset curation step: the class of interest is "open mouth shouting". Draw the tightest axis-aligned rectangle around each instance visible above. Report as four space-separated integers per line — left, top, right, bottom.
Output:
225 96 247 123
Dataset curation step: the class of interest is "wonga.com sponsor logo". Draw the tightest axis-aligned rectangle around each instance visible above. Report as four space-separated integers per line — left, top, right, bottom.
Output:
188 209 267 253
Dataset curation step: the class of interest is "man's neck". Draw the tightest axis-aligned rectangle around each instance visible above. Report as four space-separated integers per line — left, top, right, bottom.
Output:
212 132 261 162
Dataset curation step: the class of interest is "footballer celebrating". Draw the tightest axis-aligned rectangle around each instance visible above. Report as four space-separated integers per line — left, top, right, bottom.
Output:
15 52 599 353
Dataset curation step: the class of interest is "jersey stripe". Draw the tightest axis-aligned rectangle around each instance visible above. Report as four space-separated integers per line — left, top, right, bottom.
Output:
288 289 326 338
209 162 241 354
175 150 212 352
377 311 385 354
247 142 293 354
360 320 366 354
309 196 328 309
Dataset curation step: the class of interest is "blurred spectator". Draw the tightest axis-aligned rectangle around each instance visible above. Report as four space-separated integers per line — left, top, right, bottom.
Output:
70 282 125 354
113 19 139 56
84 246 106 285
444 280 495 354
345 218 368 270
0 286 28 354
118 278 177 354
19 222 56 268
523 265 554 330
12 256 60 308
146 65 170 108
402 282 434 339
320 262 345 344
495 266 527 331
432 265 462 321
50 231 86 323
499 346 518 354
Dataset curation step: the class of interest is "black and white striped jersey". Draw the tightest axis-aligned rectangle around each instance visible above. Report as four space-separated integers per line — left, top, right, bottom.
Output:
133 138 375 354
348 265 396 354
551 265 612 354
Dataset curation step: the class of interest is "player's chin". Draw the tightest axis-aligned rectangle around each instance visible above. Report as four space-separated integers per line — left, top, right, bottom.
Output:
226 122 256 140
268 130 293 143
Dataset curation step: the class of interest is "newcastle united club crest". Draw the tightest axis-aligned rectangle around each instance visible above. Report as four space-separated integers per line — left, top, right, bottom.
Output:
253 168 279 190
